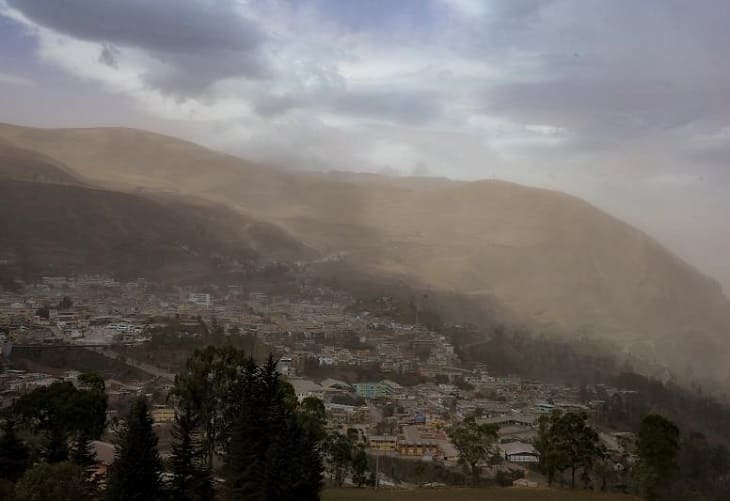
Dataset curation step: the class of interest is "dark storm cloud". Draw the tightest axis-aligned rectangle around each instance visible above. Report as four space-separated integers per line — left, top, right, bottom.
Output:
8 0 269 94
467 0 730 157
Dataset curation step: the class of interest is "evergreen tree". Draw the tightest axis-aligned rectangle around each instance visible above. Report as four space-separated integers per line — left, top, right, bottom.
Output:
169 404 214 501
225 355 322 500
105 397 164 501
44 424 69 463
0 420 30 482
71 431 96 468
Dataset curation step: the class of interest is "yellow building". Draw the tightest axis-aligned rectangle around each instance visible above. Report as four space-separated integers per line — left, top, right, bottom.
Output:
368 435 398 452
151 405 175 424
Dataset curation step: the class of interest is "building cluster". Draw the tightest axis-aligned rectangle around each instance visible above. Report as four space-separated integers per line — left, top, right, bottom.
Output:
0 274 638 482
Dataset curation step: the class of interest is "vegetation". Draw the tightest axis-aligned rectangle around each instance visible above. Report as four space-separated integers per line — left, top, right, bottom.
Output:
224 355 323 500
2 347 726 500
168 403 214 501
635 414 679 500
11 378 107 464
15 462 96 501
449 417 499 484
323 431 373 488
0 420 30 482
105 397 165 501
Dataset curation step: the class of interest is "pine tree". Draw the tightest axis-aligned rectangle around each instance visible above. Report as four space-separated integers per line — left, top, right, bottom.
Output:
71 431 96 468
169 404 214 501
225 356 323 500
105 397 164 501
44 424 69 463
0 419 30 482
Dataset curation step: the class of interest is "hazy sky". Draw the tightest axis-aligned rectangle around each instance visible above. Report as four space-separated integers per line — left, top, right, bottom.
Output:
1 0 729 291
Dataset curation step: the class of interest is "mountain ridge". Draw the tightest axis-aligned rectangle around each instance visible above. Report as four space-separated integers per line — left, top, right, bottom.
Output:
1 123 728 383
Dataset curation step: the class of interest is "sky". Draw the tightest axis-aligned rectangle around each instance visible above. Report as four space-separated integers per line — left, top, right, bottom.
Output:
1 0 729 291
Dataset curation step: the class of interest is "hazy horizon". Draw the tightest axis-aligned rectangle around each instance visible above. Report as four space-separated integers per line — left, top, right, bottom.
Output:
1 0 729 292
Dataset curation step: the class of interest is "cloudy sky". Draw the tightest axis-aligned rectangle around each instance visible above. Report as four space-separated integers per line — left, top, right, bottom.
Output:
1 0 729 290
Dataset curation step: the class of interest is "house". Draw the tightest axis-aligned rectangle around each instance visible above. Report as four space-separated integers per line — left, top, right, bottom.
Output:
536 403 556 414
501 442 540 463
151 405 175 424
353 382 385 399
90 440 115 485
368 435 398 453
320 378 352 391
289 378 324 402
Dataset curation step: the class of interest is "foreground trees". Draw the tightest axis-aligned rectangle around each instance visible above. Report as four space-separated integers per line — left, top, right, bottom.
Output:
0 420 29 483
15 462 95 501
169 404 214 501
323 431 372 488
224 356 323 500
450 417 499 484
170 346 249 466
105 397 165 501
535 411 603 488
11 378 107 464
636 413 680 500
170 347 324 500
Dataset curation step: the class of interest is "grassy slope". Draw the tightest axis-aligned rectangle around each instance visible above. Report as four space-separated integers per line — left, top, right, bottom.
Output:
323 487 638 501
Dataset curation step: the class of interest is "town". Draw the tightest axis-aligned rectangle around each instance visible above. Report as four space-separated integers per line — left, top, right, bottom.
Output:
0 273 640 489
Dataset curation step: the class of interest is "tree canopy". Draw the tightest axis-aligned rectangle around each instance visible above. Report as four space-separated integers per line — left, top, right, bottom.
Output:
637 413 680 500
449 417 499 484
105 397 164 501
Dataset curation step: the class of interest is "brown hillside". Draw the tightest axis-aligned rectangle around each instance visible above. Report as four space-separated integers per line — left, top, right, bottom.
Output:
1 124 728 381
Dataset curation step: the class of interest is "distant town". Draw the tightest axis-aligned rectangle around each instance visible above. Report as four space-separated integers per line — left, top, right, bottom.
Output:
0 273 643 489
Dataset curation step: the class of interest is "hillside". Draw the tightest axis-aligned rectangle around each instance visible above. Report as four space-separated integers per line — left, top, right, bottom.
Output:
0 140 309 281
1 124 729 382
0 139 83 185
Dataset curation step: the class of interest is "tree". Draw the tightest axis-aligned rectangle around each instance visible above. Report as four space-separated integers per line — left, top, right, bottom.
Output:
170 345 249 466
351 445 371 487
449 417 499 484
15 462 95 501
105 397 164 501
70 432 95 468
225 355 322 500
549 411 602 489
169 404 213 501
44 424 70 463
535 412 568 486
299 397 327 443
636 414 680 500
35 306 49 319
324 432 355 487
12 379 107 464
0 420 30 482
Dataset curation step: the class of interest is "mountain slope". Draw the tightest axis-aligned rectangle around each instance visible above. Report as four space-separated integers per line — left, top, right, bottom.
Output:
0 139 310 281
2 124 728 381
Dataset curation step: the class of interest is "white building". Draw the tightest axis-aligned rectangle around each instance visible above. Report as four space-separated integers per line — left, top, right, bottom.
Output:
188 293 211 307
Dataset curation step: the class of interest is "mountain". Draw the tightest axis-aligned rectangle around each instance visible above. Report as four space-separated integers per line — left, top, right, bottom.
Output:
1 123 729 382
0 139 309 282
0 139 83 185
